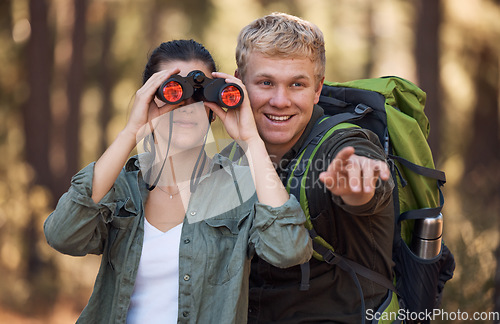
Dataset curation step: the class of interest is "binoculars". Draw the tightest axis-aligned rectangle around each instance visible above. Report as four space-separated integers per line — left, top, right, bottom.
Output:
156 70 244 109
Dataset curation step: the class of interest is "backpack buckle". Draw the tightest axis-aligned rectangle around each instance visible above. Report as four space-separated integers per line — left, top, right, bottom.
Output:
355 103 373 115
293 160 308 177
323 250 336 264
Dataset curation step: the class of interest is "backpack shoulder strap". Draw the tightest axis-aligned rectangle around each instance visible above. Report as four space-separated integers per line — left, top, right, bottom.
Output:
311 237 397 293
287 114 401 324
287 118 361 225
301 104 374 152
287 104 373 211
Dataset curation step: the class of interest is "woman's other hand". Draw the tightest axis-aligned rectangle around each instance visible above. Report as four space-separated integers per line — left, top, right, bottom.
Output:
124 68 180 139
206 72 261 146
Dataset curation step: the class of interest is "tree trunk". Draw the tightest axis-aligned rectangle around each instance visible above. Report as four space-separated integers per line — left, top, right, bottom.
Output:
363 0 376 78
19 0 59 313
53 0 88 198
463 43 500 319
465 45 500 169
23 0 53 189
99 7 115 155
415 0 442 164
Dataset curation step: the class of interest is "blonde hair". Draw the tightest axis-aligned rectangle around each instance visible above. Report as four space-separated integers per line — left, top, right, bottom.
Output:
236 12 326 84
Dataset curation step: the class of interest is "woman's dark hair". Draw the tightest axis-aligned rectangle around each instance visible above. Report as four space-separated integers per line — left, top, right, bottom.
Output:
142 39 217 84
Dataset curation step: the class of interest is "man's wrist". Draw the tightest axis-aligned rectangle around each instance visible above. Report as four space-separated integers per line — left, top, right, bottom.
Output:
340 191 375 206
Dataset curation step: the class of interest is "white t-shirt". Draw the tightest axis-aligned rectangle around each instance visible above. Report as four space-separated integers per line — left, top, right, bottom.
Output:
126 219 183 324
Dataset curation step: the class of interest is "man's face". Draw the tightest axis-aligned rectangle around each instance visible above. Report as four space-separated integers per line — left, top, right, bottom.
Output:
240 52 323 157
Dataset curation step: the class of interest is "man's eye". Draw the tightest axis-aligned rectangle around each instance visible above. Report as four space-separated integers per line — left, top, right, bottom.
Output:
292 82 303 87
262 81 272 86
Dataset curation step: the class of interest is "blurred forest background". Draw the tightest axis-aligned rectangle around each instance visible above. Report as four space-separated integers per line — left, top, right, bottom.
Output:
0 0 499 323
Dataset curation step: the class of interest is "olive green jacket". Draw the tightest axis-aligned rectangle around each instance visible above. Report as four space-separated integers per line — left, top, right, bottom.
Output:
44 154 312 324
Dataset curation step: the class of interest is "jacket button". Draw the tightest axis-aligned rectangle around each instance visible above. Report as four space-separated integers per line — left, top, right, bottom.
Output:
184 238 190 244
183 311 189 317
183 274 190 281
190 211 196 216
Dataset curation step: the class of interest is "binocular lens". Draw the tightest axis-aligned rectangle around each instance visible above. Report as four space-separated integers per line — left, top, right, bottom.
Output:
157 71 244 108
221 85 243 108
162 81 183 103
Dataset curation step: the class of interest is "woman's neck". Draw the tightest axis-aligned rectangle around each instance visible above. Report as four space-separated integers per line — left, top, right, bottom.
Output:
162 146 210 186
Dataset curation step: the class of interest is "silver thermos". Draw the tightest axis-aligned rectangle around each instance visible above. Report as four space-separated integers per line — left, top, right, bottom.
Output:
410 213 443 259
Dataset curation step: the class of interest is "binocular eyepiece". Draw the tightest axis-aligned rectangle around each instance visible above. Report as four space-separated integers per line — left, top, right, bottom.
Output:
156 70 244 109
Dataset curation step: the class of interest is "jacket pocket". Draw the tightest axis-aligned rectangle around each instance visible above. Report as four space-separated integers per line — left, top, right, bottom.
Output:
203 210 251 285
106 198 137 271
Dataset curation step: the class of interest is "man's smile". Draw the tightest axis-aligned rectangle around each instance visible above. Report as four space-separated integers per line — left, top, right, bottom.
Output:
265 114 293 122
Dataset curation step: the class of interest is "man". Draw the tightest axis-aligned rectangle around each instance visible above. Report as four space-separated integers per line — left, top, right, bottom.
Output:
235 12 395 323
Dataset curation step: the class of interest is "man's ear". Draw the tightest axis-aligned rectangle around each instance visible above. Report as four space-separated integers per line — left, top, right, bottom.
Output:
314 76 325 104
234 69 241 80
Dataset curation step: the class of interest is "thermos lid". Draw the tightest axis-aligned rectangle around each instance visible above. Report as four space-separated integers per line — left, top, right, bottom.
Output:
413 213 443 239
410 236 442 259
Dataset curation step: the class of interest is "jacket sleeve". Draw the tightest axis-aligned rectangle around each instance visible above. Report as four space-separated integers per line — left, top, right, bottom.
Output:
322 127 395 215
44 162 133 256
248 194 313 268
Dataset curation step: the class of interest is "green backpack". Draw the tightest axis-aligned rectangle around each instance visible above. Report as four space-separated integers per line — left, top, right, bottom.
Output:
284 76 455 323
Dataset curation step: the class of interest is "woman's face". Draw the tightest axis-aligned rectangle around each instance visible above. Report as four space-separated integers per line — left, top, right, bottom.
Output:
152 60 213 154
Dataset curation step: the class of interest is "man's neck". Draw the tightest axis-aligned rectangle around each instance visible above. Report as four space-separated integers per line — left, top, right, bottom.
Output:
266 143 292 168
264 127 311 169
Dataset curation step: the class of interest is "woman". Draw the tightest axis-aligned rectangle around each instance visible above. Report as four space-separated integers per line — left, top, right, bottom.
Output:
44 39 312 324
